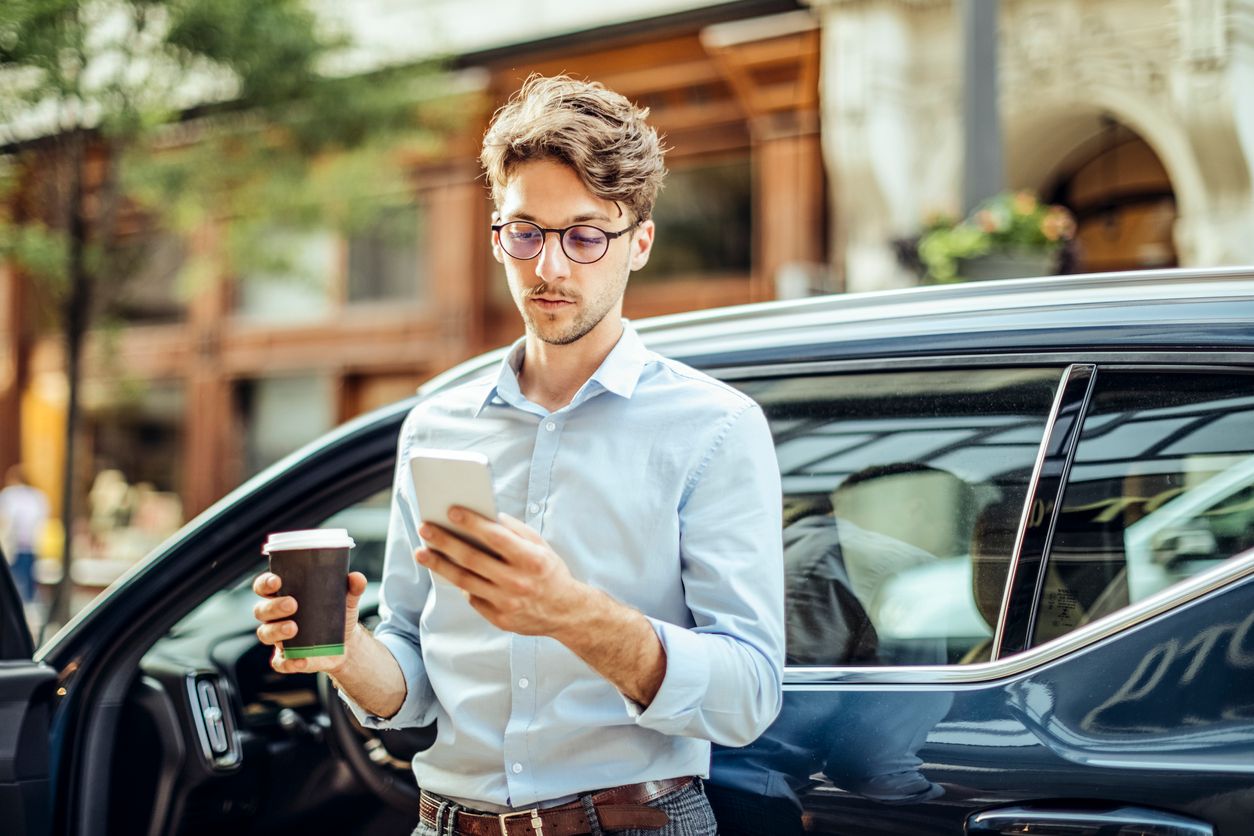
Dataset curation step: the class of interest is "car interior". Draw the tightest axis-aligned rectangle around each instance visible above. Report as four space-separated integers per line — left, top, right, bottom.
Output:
96 477 425 836
1030 369 1254 648
737 366 1064 668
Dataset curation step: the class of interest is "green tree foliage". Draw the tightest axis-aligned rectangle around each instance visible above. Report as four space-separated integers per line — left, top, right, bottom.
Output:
0 0 467 625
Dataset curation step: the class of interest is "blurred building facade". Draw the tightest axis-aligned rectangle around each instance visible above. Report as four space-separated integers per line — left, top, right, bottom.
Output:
0 0 822 569
4 0 1254 593
810 0 1254 291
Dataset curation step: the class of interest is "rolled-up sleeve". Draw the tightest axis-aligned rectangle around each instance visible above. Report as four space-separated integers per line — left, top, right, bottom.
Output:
338 411 439 729
631 403 784 747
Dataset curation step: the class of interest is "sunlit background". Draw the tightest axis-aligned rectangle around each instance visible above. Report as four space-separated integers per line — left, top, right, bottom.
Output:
1 0 1250 628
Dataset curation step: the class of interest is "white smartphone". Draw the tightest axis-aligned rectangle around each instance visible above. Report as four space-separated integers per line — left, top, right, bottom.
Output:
409 448 500 555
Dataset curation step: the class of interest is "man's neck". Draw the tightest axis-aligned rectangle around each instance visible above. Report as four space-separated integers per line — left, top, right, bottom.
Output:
518 319 624 412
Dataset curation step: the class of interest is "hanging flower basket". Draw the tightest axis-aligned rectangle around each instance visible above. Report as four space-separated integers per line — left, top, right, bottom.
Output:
917 191 1076 284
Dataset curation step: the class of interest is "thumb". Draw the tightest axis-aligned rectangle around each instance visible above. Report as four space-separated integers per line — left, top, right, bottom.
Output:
345 571 368 616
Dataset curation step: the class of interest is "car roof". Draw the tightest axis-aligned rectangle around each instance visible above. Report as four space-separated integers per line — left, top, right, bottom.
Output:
422 267 1254 392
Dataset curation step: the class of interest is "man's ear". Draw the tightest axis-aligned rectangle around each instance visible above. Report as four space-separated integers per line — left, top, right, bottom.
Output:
491 229 505 264
629 219 656 272
490 210 505 264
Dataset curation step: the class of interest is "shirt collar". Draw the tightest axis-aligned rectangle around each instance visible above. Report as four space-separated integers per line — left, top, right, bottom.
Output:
474 322 650 416
475 337 528 416
587 323 649 401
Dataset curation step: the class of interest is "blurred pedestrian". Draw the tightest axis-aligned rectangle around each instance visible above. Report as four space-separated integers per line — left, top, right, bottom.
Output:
0 464 49 604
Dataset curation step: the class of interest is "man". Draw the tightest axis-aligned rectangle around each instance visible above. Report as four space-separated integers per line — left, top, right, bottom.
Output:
0 464 49 604
253 75 784 835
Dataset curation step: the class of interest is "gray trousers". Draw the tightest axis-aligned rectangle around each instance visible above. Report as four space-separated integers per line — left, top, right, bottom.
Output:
413 779 717 836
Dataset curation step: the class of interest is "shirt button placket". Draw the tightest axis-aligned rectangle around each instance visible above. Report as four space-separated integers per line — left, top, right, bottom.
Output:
504 635 537 803
525 416 561 529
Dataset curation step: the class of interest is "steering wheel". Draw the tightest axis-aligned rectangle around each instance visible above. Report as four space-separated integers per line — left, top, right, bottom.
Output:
317 671 435 812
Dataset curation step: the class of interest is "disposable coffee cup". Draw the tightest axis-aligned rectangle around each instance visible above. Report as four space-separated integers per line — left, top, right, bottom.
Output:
262 528 355 659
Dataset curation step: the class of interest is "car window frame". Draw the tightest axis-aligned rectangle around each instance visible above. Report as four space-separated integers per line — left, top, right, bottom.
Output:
713 353 1254 687
742 355 1254 691
716 356 1073 682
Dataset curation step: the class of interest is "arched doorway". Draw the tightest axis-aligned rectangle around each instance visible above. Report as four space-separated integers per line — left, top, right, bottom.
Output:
1046 120 1178 273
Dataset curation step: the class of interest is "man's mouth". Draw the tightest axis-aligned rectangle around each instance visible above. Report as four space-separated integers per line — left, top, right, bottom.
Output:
530 295 575 309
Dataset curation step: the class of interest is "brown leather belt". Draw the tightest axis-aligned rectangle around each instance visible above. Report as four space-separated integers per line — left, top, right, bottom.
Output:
418 776 692 836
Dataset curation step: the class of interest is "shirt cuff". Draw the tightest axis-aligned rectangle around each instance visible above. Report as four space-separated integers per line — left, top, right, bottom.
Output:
336 630 432 729
624 618 711 733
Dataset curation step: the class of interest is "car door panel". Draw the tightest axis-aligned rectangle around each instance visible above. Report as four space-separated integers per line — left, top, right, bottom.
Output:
777 568 1254 835
0 545 53 836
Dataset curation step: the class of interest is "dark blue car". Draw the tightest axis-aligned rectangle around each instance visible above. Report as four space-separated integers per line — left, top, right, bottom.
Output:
4 269 1254 835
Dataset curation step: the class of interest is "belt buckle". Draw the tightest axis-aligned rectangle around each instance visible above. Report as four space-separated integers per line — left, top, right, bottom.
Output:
498 807 543 836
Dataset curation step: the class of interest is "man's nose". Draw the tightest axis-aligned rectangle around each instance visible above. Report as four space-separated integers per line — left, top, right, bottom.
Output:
535 231 571 282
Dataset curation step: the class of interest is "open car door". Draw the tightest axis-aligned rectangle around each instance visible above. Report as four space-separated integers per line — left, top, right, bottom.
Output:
0 545 55 836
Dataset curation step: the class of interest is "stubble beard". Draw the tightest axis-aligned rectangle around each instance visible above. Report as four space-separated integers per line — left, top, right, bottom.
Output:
520 257 630 347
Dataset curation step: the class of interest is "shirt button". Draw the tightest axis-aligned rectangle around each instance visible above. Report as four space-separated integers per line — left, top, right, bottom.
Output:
512 762 523 774
527 502 540 515
518 677 529 689
545 421 556 431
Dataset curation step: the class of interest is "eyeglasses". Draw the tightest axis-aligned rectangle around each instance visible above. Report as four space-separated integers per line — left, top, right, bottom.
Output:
491 220 639 264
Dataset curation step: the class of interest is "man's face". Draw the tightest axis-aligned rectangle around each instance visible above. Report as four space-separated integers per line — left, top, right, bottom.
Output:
493 159 654 346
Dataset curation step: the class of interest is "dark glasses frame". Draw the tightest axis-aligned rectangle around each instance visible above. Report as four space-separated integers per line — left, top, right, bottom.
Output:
491 220 640 264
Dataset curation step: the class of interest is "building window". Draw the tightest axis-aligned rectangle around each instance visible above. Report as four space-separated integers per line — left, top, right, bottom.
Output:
87 380 186 496
110 232 188 324
237 375 335 476
233 228 335 323
634 155 752 283
346 203 426 304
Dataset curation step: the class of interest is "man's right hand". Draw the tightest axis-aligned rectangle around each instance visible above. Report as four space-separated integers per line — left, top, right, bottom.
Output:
252 571 369 674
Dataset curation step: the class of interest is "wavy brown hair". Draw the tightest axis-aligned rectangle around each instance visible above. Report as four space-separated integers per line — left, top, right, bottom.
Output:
480 75 667 222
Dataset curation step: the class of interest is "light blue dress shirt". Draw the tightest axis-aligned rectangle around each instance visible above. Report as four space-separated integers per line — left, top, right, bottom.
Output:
340 323 784 808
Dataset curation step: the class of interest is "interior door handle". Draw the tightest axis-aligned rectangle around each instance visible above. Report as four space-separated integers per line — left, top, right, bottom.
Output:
966 804 1213 835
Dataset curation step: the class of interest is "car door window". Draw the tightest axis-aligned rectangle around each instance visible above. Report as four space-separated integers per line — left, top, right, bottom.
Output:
1032 369 1254 647
734 367 1063 667
168 487 394 638
321 487 392 582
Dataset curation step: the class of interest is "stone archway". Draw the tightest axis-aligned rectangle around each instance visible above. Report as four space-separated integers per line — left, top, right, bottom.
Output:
809 0 1254 290
999 0 1254 269
1005 111 1180 273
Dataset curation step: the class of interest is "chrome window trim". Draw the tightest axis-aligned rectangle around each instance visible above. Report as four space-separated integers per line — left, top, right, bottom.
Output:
1000 364 1098 655
989 364 1090 660
782 545 1254 686
712 351 1254 380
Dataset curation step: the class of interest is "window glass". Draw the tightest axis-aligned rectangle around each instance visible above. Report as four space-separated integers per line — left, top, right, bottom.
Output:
347 203 426 304
735 368 1063 667
237 375 336 477
110 232 188 324
169 487 393 641
1033 370 1254 646
234 228 335 323
321 488 392 583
